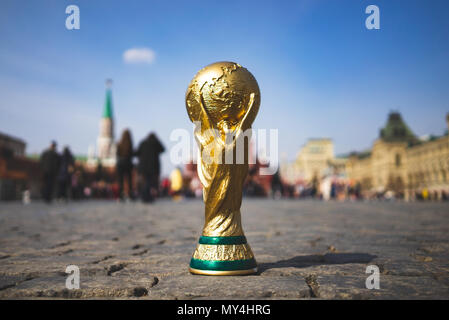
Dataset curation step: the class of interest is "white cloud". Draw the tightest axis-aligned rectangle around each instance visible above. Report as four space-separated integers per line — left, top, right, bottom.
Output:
123 47 156 64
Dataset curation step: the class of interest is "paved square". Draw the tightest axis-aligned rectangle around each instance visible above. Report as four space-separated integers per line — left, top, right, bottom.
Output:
0 199 448 299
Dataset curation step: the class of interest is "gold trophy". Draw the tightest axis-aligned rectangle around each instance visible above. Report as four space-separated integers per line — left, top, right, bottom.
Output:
185 62 260 275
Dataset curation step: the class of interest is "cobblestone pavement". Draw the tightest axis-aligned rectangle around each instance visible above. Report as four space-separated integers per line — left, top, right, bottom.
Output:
0 199 448 299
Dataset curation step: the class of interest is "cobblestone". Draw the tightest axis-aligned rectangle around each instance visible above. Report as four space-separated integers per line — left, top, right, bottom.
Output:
0 199 448 299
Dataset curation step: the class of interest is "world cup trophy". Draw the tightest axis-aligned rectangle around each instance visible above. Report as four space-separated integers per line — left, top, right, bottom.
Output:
185 61 260 275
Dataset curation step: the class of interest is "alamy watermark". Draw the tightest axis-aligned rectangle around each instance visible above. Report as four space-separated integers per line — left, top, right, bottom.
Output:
65 5 80 30
169 123 279 175
365 5 380 30
365 265 380 289
65 265 80 289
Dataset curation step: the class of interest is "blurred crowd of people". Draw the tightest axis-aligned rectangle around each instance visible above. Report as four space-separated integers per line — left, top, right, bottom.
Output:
259 176 449 202
115 129 165 203
38 132 449 204
39 141 74 203
39 130 166 204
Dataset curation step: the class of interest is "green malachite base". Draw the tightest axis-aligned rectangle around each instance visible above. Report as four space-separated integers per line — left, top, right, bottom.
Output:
199 235 247 245
189 236 258 276
190 258 257 271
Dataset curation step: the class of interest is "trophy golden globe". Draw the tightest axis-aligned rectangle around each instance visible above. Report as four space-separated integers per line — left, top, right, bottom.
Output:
185 61 260 275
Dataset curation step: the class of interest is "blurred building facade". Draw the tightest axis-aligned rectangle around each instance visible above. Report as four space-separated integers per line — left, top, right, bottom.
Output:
280 138 339 185
0 132 25 157
346 112 449 200
0 132 40 200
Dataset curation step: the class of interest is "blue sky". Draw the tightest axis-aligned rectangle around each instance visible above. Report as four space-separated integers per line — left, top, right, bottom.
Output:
1 0 448 175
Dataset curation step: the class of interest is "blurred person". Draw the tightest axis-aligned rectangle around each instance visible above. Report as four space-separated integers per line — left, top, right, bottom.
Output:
136 132 165 203
270 170 284 199
71 168 84 200
190 176 202 198
320 175 332 201
385 190 395 201
84 186 92 199
422 188 429 201
22 189 31 205
243 176 266 197
160 177 171 197
111 182 120 199
295 183 304 198
170 167 183 200
57 146 75 201
330 181 337 199
442 190 448 201
95 161 103 182
311 176 319 198
354 182 362 200
39 141 60 203
116 129 134 200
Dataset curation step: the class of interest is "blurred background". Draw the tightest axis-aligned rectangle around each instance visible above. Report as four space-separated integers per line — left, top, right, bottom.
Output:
1 0 448 203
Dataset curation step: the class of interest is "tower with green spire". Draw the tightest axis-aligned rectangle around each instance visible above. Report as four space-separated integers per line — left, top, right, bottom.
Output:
103 79 114 119
97 79 116 164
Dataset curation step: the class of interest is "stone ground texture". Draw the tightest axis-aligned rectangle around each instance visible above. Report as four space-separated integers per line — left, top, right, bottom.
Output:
0 199 448 299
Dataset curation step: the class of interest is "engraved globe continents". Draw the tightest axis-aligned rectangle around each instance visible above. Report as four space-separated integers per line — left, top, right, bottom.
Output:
185 61 260 132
